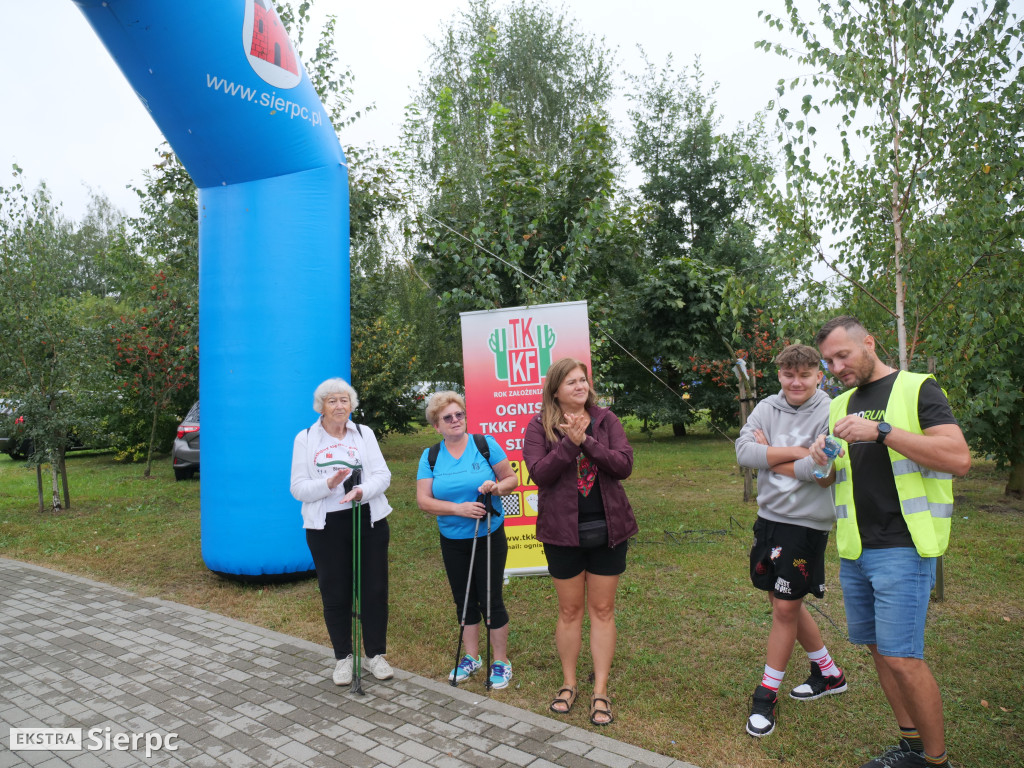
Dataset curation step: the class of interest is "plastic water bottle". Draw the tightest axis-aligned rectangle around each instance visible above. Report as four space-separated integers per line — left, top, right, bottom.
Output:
813 436 841 479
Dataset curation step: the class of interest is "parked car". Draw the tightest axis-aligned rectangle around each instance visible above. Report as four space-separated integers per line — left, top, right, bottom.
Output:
0 399 16 457
0 394 109 460
172 401 200 481
0 399 36 460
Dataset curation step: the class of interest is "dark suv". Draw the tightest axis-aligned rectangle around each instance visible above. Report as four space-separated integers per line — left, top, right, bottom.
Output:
1 400 39 460
0 399 18 458
172 401 200 481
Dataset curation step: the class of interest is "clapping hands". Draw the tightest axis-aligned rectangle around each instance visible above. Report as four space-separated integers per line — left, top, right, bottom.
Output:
560 411 589 446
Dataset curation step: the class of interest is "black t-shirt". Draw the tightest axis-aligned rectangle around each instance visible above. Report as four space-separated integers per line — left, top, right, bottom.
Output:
844 372 958 549
577 424 605 524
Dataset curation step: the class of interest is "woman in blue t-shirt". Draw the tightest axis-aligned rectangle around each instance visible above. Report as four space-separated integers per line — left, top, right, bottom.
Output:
416 391 519 690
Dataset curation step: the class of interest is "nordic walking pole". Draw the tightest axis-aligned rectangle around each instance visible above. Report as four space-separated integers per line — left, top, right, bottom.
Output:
451 514 482 687
484 492 493 692
350 465 364 696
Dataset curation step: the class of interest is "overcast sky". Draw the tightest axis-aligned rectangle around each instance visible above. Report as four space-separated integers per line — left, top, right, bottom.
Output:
1 0 801 222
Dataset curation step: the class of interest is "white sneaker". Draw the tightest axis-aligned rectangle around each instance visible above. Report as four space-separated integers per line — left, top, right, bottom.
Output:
365 654 394 680
332 655 353 685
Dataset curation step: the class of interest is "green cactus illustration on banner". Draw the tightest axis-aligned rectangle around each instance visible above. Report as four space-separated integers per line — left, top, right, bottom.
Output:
488 319 558 385
489 327 509 381
537 323 556 376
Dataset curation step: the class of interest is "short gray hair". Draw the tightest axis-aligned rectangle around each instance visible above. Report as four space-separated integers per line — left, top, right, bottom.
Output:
312 378 359 414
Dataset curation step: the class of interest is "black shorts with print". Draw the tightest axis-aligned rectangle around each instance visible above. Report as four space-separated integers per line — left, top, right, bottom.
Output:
749 517 829 600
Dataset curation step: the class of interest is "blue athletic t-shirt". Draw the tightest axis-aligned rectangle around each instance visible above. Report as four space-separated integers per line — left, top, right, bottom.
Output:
417 434 506 539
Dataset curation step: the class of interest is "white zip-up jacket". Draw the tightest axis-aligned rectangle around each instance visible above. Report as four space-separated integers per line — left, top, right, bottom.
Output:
735 388 835 531
290 418 393 529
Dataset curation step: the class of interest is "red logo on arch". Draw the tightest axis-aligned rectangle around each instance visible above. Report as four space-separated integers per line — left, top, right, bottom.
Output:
243 0 302 89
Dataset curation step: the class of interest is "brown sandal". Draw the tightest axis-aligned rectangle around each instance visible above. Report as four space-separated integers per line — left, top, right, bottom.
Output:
589 695 613 726
549 686 577 714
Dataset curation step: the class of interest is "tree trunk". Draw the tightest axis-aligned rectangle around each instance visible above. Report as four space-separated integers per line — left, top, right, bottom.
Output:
59 447 70 509
735 366 754 503
49 459 62 513
1006 419 1024 497
672 422 687 437
144 406 159 478
36 463 45 514
892 181 908 370
1006 460 1024 498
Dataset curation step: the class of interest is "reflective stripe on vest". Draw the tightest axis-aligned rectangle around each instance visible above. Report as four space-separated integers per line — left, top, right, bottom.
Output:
829 371 953 559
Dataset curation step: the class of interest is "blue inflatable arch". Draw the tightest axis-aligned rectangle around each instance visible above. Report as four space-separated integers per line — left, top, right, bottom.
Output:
74 0 349 579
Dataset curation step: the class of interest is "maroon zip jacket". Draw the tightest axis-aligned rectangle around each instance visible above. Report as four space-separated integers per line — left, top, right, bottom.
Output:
523 405 638 548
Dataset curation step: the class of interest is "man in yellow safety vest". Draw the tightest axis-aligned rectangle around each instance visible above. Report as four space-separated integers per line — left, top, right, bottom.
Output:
812 316 970 768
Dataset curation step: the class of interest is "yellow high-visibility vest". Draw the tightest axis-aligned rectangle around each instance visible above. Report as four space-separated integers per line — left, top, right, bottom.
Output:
829 371 954 559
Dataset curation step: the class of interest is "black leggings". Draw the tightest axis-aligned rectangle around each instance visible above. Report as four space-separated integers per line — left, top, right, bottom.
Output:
306 505 389 659
439 524 509 629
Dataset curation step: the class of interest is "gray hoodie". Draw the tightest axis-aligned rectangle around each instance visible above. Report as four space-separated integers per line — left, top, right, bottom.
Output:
735 388 835 531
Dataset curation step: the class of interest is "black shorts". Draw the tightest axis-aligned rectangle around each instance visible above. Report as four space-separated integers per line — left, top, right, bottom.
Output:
543 540 628 580
749 517 829 600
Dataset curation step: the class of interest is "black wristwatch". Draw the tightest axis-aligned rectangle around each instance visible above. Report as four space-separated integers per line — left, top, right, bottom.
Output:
876 421 892 444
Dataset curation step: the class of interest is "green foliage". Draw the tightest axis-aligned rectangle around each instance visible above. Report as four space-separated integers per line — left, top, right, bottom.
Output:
605 57 779 433
758 0 1022 348
0 171 129 507
409 0 614 208
351 316 419 439
0 171 121 506
929 251 1024 495
605 256 732 433
68 194 140 298
405 0 629 382
419 112 641 312
349 235 435 438
130 149 199 291
110 271 197 476
626 56 774 271
103 150 201 465
760 0 1024 488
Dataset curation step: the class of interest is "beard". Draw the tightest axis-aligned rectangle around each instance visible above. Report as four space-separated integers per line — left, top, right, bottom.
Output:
842 347 879 388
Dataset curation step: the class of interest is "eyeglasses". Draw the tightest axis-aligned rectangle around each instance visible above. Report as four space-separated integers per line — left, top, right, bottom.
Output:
441 411 466 424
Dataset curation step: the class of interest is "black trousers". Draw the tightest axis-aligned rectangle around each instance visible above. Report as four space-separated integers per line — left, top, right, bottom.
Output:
439 523 509 629
306 504 389 659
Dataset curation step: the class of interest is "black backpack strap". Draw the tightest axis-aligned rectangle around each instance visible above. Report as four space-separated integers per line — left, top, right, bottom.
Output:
428 434 492 473
427 441 442 472
472 433 491 464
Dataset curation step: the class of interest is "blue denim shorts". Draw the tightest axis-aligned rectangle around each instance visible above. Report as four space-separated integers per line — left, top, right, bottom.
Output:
839 548 936 659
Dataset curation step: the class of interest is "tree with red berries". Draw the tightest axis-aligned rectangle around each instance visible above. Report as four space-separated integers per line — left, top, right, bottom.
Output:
112 271 196 477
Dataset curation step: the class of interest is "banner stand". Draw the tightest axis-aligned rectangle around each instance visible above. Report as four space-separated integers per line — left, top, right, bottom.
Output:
460 301 591 579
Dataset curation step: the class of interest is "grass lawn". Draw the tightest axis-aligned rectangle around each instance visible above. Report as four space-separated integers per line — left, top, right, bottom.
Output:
1 425 1021 768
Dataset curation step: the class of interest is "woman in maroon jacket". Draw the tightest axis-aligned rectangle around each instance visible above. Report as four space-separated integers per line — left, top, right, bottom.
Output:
523 357 638 727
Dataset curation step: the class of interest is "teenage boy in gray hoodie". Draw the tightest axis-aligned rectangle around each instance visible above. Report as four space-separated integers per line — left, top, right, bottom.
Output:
735 344 847 738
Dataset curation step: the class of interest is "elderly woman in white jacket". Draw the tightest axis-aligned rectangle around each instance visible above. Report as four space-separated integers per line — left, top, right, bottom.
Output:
290 377 394 686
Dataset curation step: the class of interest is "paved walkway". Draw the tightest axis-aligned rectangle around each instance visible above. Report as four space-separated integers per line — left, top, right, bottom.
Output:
0 559 698 768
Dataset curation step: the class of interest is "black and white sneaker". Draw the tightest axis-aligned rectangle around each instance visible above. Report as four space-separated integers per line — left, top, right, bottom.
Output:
790 662 848 700
859 740 927 767
745 685 778 737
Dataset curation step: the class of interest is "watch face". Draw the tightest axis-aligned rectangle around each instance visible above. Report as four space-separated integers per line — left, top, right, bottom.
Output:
877 422 892 442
